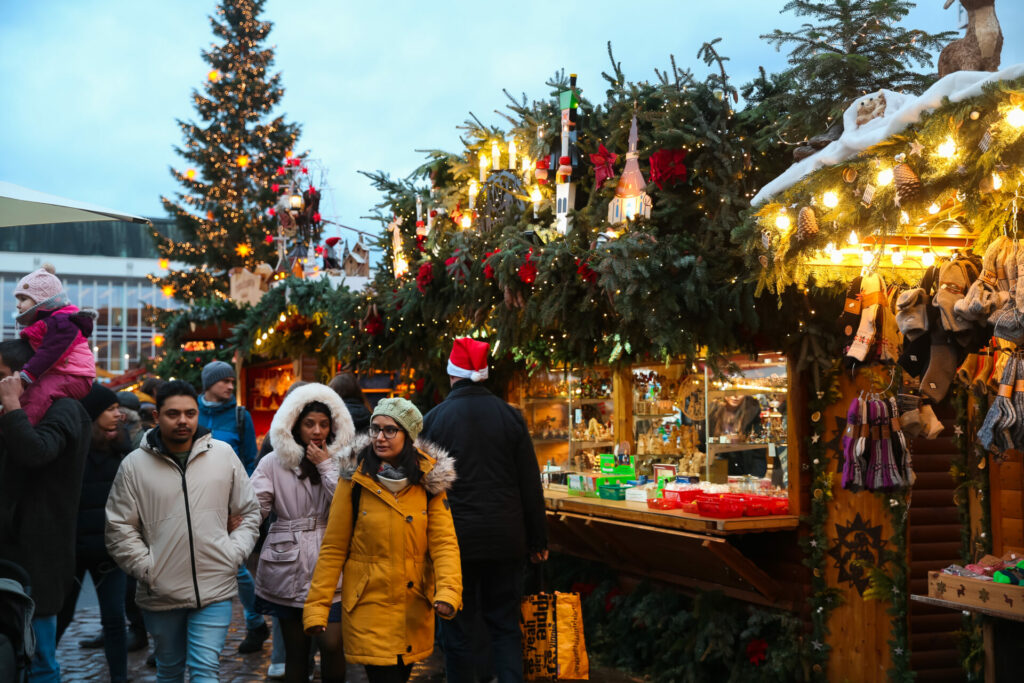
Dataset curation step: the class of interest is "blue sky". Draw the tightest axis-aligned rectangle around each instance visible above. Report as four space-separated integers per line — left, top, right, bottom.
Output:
2 0 1021 240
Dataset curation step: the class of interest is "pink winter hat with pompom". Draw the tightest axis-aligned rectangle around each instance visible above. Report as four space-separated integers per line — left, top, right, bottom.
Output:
16 264 65 306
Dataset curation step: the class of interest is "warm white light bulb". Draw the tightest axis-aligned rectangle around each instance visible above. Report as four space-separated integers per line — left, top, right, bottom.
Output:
922 249 935 267
877 168 894 186
830 247 843 265
891 248 904 266
460 214 472 229
822 191 839 209
992 172 1003 190
900 211 910 224
847 230 859 246
861 248 873 266
928 202 940 214
936 137 957 159
775 214 790 231
1006 107 1024 128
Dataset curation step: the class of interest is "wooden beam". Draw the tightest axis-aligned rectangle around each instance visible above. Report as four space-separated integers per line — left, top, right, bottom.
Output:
701 539 785 603
555 511 726 544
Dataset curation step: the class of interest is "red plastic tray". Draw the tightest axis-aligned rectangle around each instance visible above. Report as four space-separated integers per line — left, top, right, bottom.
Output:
696 494 745 518
646 497 680 510
663 488 701 504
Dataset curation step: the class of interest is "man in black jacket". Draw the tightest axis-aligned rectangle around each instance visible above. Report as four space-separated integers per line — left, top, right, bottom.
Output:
0 339 91 682
421 337 548 683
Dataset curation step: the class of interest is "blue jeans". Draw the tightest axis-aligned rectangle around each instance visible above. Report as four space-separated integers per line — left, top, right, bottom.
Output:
143 600 232 683
439 559 524 683
29 616 59 683
236 565 265 631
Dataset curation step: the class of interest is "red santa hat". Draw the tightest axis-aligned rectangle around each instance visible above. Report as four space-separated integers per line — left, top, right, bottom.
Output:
447 337 489 382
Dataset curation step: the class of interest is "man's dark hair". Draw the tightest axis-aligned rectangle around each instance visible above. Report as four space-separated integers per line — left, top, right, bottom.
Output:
0 339 33 372
155 380 198 411
329 372 369 408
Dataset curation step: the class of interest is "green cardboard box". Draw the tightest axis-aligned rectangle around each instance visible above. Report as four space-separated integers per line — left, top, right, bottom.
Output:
599 453 637 476
568 473 634 497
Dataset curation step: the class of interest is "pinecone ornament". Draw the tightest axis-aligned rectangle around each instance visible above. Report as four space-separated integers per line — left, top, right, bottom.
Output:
893 163 921 204
796 207 819 242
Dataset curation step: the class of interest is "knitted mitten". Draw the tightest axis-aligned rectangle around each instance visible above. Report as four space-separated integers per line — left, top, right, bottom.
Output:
955 353 978 388
919 404 944 439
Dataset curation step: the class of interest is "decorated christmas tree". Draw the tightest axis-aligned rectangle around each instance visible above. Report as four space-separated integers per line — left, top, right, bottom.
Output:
758 0 956 146
153 0 300 300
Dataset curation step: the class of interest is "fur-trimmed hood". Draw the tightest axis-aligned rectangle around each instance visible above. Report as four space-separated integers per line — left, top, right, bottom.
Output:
267 383 355 471
339 433 456 496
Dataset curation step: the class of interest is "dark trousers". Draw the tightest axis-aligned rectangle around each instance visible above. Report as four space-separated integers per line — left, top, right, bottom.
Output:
55 559 128 683
125 575 145 632
364 656 413 683
439 559 524 683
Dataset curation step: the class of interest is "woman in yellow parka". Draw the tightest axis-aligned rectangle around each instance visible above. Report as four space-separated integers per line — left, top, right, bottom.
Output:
304 397 462 682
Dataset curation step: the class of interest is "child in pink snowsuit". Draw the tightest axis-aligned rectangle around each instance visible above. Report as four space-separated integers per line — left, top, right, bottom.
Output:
13 265 96 424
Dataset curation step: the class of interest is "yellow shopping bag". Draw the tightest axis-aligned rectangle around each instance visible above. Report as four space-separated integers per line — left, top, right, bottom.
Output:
520 591 589 680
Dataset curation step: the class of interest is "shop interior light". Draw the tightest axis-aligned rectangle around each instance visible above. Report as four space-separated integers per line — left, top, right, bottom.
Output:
847 230 859 246
891 248 904 266
922 249 935 267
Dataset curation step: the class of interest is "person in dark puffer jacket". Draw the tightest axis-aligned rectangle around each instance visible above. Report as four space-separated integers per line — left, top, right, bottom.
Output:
55 384 131 683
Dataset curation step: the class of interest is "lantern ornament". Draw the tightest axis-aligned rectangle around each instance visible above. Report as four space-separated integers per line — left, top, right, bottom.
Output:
607 112 652 225
555 73 580 234
388 215 409 278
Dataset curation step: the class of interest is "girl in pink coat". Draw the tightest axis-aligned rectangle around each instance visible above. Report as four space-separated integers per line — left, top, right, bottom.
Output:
13 264 96 424
250 383 355 683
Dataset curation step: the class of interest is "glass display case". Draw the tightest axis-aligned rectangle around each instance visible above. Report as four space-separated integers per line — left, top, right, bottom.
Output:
514 367 616 475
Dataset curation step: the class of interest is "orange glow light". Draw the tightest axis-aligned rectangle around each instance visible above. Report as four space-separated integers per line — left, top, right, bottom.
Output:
159 258 169 269
185 168 196 180
208 70 221 82
152 334 165 347
235 243 253 257
236 155 250 168
161 285 175 298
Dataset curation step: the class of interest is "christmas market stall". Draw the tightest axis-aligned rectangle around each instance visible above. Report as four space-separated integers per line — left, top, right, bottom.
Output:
741 60 1024 682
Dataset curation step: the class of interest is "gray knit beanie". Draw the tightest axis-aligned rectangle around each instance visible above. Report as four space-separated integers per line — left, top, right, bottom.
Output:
201 360 235 391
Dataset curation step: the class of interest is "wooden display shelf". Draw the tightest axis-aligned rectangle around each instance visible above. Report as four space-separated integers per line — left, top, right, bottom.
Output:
910 594 1024 623
544 489 799 536
633 412 677 420
708 442 784 454
523 396 569 404
574 397 613 404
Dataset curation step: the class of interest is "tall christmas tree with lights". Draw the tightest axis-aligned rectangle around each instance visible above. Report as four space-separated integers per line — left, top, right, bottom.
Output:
154 0 300 301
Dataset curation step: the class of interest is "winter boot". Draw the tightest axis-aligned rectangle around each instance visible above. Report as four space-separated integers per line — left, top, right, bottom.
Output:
237 622 270 654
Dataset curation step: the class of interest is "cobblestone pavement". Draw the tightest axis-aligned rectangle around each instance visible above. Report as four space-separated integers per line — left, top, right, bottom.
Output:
57 600 636 682
56 600 443 682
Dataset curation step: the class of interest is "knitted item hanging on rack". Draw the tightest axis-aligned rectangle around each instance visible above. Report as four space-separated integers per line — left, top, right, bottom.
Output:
978 356 1017 453
888 395 915 486
842 396 867 491
865 396 903 491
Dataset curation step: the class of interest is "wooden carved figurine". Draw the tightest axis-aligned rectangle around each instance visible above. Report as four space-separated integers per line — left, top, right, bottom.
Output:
938 0 1003 77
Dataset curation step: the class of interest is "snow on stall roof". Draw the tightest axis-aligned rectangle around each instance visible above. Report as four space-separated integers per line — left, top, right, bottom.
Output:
751 63 1024 207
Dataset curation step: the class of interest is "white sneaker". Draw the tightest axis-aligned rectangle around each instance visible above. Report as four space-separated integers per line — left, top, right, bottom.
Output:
266 662 285 679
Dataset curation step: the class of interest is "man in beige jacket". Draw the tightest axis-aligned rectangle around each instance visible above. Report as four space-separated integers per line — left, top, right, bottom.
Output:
105 380 260 683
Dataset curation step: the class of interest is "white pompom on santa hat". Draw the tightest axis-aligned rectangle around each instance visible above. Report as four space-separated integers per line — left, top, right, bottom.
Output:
447 337 490 382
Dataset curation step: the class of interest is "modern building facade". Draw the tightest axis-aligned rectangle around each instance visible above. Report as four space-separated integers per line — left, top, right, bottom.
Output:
0 218 181 374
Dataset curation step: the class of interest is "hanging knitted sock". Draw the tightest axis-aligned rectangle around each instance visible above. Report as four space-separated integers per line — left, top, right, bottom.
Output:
1012 355 1024 451
973 349 994 395
879 399 903 490
988 349 1009 395
955 353 978 388
919 404 944 439
979 359 1016 453
842 398 866 491
866 398 885 490
841 398 860 490
889 396 915 487
995 359 1018 454
921 340 958 403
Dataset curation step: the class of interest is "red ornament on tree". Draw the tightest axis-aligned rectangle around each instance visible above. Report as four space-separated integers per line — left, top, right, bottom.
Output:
312 212 321 223
271 183 280 192
416 262 434 293
264 234 275 244
415 235 426 252
576 258 597 284
589 143 618 189
648 148 688 190
276 167 286 176
267 207 276 217
517 250 537 284
746 638 768 667
483 249 500 279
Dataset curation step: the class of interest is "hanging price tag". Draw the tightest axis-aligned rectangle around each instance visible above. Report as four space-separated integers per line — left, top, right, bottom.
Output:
861 184 876 207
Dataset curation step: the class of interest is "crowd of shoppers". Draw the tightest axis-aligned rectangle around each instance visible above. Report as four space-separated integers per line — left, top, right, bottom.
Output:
0 323 548 682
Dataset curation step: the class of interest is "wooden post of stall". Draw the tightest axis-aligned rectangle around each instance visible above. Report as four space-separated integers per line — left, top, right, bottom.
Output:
294 355 318 383
613 367 633 453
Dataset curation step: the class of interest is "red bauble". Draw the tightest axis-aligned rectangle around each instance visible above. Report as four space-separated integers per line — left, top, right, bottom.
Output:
312 212 321 223
271 183 280 192
276 167 286 175
416 262 434 293
363 315 383 336
264 234 274 244
483 249 500 280
301 167 308 174
267 207 276 217
314 246 324 255
576 258 597 284
746 638 768 667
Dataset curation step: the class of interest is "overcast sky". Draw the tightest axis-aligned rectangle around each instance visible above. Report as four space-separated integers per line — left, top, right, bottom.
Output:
2 0 1021 240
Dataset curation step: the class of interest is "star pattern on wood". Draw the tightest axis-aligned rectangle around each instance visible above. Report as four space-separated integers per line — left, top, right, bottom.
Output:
827 513 886 596
979 588 990 603
823 415 847 474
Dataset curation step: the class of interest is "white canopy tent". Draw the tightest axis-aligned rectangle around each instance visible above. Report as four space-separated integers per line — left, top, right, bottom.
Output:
0 181 150 228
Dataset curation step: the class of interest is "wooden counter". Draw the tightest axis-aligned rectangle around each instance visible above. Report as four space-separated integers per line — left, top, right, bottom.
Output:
544 490 800 536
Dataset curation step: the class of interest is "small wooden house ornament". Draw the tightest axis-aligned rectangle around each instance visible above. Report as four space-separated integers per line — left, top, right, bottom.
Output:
608 112 652 225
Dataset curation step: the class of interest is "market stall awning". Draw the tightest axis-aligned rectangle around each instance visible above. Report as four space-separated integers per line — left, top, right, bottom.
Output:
0 181 150 228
